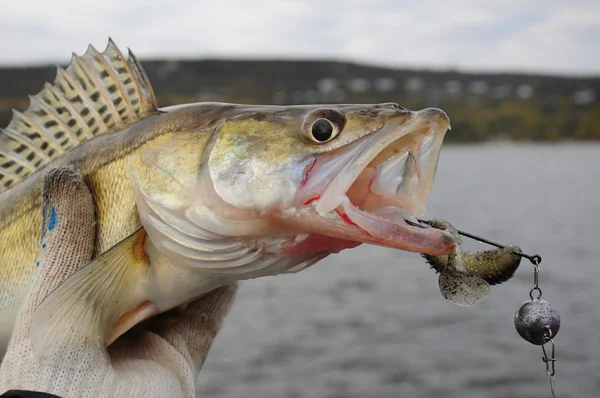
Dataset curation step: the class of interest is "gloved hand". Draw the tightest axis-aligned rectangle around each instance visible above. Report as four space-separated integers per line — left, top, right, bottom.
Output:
0 168 237 398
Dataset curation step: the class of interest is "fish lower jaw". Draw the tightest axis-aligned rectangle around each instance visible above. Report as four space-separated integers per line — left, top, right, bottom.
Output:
339 196 418 232
313 194 454 255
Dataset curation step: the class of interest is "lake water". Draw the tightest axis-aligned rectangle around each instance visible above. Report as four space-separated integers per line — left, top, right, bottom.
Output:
198 144 600 398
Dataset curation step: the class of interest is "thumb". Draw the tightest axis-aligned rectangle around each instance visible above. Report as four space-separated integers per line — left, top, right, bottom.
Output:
23 167 96 321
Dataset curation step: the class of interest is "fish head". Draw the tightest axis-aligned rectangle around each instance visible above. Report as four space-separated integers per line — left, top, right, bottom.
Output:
129 102 455 276
205 103 455 256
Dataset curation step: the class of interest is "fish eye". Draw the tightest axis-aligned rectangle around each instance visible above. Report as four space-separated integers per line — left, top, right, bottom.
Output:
310 119 335 143
303 109 346 144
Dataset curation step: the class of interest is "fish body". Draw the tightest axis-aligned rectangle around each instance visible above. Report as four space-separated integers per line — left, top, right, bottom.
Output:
0 104 214 349
0 41 455 358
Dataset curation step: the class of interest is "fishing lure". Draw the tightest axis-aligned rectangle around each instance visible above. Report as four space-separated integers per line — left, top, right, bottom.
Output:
412 218 560 397
418 218 521 306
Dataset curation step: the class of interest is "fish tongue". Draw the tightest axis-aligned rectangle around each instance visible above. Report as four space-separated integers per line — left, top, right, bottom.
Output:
340 198 454 254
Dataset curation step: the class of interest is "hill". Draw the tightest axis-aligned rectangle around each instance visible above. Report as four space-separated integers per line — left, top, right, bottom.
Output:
1 59 598 141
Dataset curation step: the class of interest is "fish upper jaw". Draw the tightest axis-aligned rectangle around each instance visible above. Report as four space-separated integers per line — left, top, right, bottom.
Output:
292 108 455 256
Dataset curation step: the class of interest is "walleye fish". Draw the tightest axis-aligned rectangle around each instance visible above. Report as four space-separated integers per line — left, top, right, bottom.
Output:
0 40 456 361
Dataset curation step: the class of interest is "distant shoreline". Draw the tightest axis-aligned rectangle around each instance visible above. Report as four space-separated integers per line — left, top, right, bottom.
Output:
1 59 598 141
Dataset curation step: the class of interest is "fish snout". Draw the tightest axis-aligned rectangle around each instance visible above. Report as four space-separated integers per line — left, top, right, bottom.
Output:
415 108 451 129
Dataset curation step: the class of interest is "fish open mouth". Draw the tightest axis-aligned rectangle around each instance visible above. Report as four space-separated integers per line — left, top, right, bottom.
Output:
295 108 455 255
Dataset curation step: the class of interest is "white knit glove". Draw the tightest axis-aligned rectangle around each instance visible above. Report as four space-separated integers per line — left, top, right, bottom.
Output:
0 168 237 398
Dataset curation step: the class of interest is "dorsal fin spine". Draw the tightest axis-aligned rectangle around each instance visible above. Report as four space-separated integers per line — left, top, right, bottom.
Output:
44 82 93 140
127 49 157 111
103 41 137 117
91 46 136 118
0 149 36 173
12 111 63 153
0 40 158 192
3 128 51 162
28 95 81 146
0 168 19 180
56 67 108 132
71 54 122 125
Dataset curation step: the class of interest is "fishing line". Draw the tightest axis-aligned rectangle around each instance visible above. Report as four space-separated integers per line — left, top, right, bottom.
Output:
411 218 559 398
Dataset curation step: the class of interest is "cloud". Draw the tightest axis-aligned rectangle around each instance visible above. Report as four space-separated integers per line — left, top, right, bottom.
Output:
478 3 600 73
0 0 598 75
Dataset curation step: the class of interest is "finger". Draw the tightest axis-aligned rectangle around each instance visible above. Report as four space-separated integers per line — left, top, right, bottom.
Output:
154 283 238 372
3 168 96 374
105 285 237 397
24 167 96 317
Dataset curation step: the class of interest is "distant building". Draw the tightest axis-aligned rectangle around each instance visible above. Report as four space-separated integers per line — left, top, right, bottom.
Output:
516 84 534 99
404 77 424 93
572 88 596 106
316 78 338 94
316 78 345 102
347 78 370 93
374 77 397 92
469 80 489 95
445 80 462 95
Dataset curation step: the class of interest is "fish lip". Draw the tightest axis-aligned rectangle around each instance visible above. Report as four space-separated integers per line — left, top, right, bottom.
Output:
294 108 454 255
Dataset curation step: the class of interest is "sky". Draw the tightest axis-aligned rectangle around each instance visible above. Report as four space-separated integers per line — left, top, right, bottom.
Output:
0 0 599 76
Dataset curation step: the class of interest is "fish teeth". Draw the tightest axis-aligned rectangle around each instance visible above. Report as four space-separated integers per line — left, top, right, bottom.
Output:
418 134 435 177
404 214 419 224
371 151 409 197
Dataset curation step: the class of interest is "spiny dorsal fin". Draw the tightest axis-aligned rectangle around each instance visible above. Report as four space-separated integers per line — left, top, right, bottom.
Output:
0 39 158 192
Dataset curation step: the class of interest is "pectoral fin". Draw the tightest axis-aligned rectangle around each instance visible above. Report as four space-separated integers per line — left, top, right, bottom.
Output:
30 228 152 368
